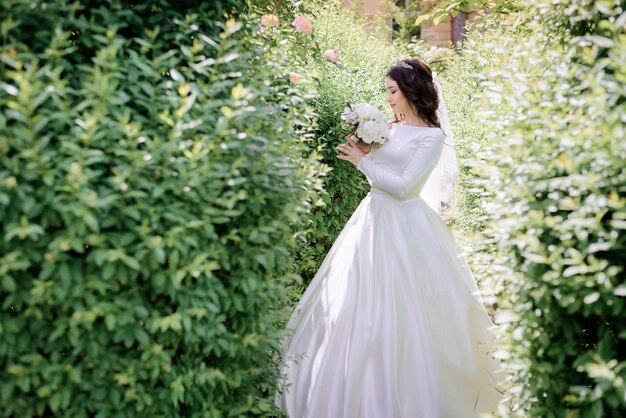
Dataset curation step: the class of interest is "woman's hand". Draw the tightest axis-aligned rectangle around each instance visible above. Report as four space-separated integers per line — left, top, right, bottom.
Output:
336 135 367 166
355 140 372 155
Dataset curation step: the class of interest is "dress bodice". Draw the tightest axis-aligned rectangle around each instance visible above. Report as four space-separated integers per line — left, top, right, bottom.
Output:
357 124 444 200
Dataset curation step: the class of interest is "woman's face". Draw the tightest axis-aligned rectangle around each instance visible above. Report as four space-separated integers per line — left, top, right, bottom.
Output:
386 77 412 116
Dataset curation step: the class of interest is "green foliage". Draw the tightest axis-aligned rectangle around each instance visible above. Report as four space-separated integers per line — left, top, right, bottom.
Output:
299 3 401 280
257 0 402 280
0 0 321 416
406 1 626 414
389 1 423 44
459 1 626 416
415 0 521 25
403 37 488 234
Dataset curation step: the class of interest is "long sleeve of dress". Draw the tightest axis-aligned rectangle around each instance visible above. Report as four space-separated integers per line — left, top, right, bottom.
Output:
356 130 443 199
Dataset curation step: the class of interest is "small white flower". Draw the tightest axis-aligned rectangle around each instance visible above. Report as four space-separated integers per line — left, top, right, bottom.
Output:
341 107 358 125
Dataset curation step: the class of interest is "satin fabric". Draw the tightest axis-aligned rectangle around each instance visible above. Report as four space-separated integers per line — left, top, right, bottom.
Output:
277 124 501 418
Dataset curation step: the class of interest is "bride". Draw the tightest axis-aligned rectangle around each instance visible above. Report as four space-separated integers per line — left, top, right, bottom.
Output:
277 58 502 417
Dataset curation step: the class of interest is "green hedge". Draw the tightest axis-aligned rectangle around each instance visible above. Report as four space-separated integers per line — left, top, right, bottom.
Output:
467 1 626 416
402 1 626 414
256 0 402 280
402 38 490 234
0 1 320 416
400 19 539 299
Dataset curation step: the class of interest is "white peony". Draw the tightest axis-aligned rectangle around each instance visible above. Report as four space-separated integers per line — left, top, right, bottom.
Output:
341 102 390 147
356 121 389 145
355 121 377 144
377 123 390 143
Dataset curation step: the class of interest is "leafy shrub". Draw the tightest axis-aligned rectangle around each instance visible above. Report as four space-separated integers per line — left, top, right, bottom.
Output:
402 37 488 234
389 0 423 43
257 0 402 280
405 1 626 414
0 0 322 416
468 1 626 416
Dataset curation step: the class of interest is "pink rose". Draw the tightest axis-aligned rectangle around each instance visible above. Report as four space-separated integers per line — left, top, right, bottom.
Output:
323 48 341 63
288 72 302 83
261 14 279 27
292 15 313 35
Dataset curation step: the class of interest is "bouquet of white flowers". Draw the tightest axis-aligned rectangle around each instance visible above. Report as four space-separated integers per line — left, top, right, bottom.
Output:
340 103 390 148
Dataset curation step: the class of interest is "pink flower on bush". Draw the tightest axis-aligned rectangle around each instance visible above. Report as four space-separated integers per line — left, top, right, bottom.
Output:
323 48 341 63
289 72 302 83
292 15 313 35
261 14 279 27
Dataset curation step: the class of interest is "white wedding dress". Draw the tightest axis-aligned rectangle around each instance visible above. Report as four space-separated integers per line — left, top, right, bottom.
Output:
277 124 502 418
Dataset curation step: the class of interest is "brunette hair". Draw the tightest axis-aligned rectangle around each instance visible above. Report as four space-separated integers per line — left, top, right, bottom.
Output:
387 58 440 128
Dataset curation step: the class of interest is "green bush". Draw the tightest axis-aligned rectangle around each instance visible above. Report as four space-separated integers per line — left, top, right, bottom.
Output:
0 0 321 416
403 1 626 414
257 0 402 280
389 0 423 43
406 18 538 298
468 1 626 416
402 37 489 234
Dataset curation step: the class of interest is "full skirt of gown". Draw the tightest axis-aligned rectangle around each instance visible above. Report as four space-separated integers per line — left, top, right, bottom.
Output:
280 192 499 418
277 127 502 418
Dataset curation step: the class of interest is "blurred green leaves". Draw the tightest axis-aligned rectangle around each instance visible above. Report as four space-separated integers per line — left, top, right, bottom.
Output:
403 1 626 415
258 0 402 280
449 0 626 416
0 0 323 416
415 0 521 26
